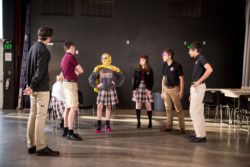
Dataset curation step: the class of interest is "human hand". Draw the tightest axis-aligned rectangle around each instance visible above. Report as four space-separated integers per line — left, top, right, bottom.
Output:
146 90 151 96
192 81 201 87
161 92 164 99
23 87 33 95
97 83 103 88
75 70 80 76
177 91 184 99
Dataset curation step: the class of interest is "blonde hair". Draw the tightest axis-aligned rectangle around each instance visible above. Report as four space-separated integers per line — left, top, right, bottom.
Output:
101 53 112 65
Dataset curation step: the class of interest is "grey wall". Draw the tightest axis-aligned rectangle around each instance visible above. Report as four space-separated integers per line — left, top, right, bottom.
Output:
29 0 245 109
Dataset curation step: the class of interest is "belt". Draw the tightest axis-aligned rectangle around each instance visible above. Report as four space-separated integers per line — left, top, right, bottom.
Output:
64 80 77 82
166 86 178 89
192 82 205 85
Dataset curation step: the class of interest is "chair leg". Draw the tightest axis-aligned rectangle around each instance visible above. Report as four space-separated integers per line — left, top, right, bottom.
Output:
229 108 234 124
215 107 218 120
219 106 223 124
207 107 210 118
240 113 243 128
79 109 83 128
226 106 229 120
92 107 95 126
73 111 79 130
52 110 57 131
233 107 240 125
215 105 219 121
78 111 80 128
247 116 250 132
236 113 240 130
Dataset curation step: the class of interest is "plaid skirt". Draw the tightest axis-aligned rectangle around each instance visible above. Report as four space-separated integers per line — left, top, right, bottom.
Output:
97 88 118 105
132 81 154 103
48 96 65 119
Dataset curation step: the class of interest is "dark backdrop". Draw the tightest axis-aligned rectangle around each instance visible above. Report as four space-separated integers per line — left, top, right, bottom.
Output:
26 0 245 109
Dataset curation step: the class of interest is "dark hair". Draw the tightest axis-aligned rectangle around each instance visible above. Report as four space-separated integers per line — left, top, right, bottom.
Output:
137 55 151 72
38 27 53 41
188 41 202 53
164 49 174 59
64 41 75 51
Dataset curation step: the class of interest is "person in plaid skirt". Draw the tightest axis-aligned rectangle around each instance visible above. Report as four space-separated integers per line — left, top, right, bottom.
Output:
49 74 65 128
132 55 154 128
89 53 125 133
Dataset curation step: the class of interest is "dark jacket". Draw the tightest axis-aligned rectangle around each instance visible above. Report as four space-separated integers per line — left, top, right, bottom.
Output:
88 68 125 90
26 42 50 91
132 68 153 91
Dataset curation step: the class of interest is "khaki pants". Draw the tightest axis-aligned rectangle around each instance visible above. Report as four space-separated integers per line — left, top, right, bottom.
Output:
163 86 185 130
63 82 78 108
27 91 50 151
189 83 206 137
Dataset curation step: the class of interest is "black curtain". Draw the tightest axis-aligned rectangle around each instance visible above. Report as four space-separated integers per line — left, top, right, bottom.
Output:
14 0 30 108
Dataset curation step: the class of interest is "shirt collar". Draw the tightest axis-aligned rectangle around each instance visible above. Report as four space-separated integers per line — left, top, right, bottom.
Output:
194 54 201 61
66 52 73 56
167 60 175 66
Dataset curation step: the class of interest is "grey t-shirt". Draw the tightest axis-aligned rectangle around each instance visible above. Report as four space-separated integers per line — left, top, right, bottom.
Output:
88 68 125 90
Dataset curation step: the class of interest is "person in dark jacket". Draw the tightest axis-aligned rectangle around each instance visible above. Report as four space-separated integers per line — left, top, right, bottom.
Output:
89 53 125 133
132 55 154 128
24 27 59 156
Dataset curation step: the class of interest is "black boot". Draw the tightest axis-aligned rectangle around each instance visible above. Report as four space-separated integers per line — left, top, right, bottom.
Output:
62 127 68 137
136 109 141 128
147 111 152 128
60 119 64 129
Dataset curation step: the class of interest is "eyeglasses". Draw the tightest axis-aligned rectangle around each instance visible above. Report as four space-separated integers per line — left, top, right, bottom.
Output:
162 51 167 56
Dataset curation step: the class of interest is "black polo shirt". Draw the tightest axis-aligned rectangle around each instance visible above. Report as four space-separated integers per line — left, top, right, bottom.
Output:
162 60 183 87
191 54 208 83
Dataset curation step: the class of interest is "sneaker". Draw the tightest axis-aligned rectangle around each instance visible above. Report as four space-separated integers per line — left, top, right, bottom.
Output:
189 137 207 143
28 146 36 154
67 133 82 141
36 147 60 156
105 126 112 133
62 128 68 137
96 129 102 134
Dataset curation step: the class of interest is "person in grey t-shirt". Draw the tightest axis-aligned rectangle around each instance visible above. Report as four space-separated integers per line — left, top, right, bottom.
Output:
89 53 125 133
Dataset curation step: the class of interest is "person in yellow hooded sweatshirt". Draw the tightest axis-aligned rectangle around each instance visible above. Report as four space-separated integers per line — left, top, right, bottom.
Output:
89 53 125 133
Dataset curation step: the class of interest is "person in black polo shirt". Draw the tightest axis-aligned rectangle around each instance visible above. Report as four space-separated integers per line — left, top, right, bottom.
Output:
187 42 213 143
160 49 185 133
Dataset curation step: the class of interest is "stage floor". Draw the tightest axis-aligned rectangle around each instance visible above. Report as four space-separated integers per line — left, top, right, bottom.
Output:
0 109 249 167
